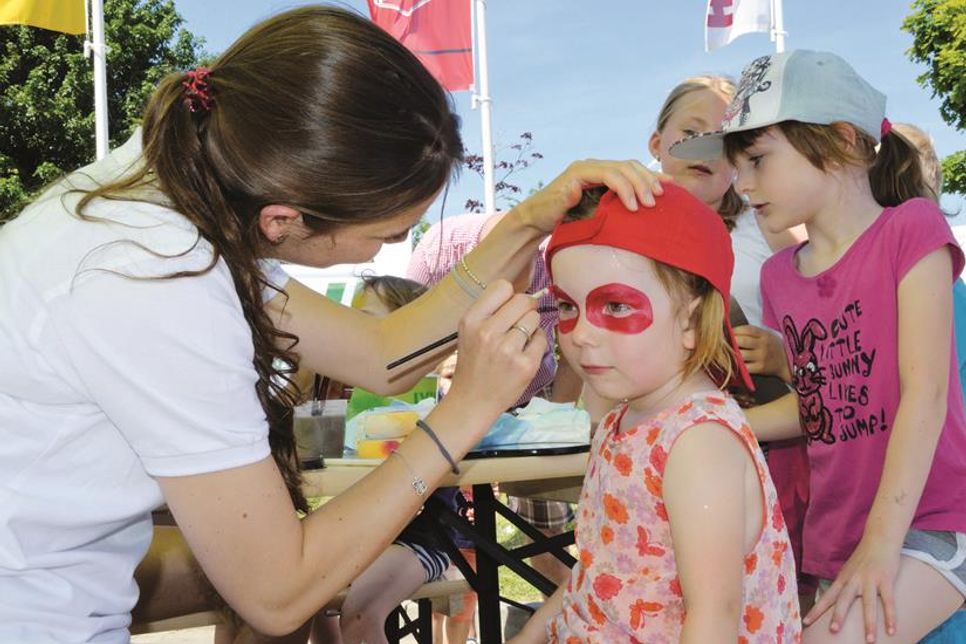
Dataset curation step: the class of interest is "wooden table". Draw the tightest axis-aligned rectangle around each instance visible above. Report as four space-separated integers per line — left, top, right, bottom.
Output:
302 450 588 643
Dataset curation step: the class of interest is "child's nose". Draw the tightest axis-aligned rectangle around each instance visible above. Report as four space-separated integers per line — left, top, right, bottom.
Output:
735 166 753 196
569 315 598 347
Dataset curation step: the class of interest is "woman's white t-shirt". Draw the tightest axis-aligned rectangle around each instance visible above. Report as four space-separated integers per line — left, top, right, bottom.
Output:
0 134 282 641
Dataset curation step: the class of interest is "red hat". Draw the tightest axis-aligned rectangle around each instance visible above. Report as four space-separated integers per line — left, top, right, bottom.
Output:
545 182 754 391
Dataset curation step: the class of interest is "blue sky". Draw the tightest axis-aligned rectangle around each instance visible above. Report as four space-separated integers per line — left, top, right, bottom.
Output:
175 0 965 221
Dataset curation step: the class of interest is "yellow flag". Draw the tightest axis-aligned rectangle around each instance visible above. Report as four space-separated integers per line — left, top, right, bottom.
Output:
0 0 86 35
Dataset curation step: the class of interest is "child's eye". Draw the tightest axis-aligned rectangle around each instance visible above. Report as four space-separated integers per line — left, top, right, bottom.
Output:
381 231 409 243
605 302 632 316
681 128 698 137
749 154 764 168
556 300 577 315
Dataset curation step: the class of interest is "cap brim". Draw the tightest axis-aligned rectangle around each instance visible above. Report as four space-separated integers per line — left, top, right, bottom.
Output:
668 131 726 161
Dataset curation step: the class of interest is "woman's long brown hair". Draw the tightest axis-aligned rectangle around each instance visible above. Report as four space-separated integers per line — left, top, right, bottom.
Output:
75 6 463 510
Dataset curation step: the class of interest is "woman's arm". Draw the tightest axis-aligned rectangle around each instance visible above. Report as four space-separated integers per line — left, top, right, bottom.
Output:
271 160 664 395
159 284 547 635
804 248 953 640
743 393 802 441
664 422 755 644
506 584 567 644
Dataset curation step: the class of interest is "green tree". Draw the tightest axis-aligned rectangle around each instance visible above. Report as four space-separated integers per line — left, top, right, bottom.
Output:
903 0 966 195
0 0 205 221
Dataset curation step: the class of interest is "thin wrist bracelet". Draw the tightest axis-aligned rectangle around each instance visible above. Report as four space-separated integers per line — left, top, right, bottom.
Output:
416 419 460 475
390 450 428 496
450 264 481 299
458 256 487 291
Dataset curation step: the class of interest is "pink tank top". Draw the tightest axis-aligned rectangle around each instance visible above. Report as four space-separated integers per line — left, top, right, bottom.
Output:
549 392 801 643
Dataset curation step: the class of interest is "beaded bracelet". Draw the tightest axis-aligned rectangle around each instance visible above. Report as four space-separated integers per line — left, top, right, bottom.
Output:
458 256 487 291
450 263 482 299
390 450 428 496
416 419 460 475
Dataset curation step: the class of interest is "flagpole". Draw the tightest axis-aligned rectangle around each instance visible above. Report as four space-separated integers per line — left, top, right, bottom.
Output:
85 0 109 159
772 0 785 53
471 0 496 216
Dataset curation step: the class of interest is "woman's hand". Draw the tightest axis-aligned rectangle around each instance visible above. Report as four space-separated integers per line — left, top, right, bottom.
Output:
515 159 670 233
443 280 547 418
803 536 901 641
734 324 791 382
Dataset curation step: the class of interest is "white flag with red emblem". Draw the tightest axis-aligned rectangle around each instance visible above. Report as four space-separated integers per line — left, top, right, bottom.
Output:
705 0 772 51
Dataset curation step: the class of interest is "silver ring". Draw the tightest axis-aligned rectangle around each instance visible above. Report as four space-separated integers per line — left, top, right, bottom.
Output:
509 323 531 340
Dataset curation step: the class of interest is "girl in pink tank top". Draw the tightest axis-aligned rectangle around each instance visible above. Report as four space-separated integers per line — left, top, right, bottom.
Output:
509 183 801 643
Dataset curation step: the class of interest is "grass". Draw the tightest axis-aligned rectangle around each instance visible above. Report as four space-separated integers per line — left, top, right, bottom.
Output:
495 507 545 605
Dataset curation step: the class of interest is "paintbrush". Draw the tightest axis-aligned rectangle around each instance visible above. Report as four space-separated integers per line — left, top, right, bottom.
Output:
386 288 550 370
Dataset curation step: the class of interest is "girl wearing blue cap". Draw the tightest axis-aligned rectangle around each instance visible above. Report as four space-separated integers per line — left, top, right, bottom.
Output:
673 50 966 642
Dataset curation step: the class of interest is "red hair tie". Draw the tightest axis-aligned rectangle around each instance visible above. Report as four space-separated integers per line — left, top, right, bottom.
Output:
880 117 892 139
182 67 214 113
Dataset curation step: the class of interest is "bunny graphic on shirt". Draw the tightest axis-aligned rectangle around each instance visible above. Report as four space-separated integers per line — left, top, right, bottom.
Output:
784 315 836 445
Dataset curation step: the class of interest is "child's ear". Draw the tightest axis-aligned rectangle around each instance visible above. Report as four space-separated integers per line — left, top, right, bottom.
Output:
831 122 859 149
647 130 662 163
680 296 702 351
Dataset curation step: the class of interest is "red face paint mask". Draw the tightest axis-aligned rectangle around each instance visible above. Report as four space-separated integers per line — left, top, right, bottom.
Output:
552 283 653 335
551 285 578 334
585 283 653 334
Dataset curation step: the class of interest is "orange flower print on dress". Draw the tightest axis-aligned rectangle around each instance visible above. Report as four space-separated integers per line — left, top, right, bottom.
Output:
603 493 629 524
566 637 581 644
600 525 614 544
772 502 785 530
771 540 788 567
744 552 758 574
548 394 800 642
644 468 662 497
629 599 664 630
668 577 682 597
593 573 623 600
587 594 607 625
613 452 633 476
743 605 764 633
636 525 665 557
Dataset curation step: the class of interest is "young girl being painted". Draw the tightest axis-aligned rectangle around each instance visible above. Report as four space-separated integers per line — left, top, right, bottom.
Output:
672 50 966 642
510 183 801 643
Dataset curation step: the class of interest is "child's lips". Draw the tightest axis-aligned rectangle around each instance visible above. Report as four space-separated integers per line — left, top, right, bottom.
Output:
752 202 769 214
581 364 612 375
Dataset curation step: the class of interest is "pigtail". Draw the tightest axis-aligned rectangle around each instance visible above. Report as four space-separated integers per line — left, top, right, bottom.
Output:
716 185 744 232
870 129 934 206
81 71 309 514
152 75 308 513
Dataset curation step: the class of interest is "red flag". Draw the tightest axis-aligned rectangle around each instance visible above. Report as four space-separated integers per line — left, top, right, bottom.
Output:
368 0 474 92
705 0 772 51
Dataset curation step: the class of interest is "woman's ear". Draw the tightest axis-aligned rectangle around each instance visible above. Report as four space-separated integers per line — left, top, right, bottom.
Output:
258 204 303 244
647 130 663 164
680 296 702 351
